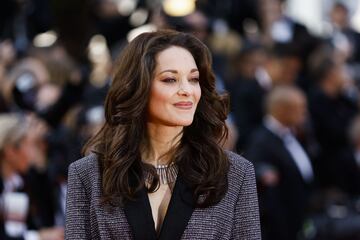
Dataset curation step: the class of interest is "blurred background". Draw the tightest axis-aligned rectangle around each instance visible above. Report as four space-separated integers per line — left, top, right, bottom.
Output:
0 0 360 239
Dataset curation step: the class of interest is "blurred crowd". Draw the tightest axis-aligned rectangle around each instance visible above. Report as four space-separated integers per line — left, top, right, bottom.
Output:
0 0 360 239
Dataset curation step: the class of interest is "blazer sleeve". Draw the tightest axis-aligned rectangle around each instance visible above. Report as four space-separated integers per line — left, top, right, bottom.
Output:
65 162 91 240
231 161 261 239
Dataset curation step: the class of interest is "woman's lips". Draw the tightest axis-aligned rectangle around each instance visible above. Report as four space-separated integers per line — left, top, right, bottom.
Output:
174 101 193 109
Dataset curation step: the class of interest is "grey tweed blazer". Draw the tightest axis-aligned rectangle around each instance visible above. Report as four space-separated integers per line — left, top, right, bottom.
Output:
65 151 261 239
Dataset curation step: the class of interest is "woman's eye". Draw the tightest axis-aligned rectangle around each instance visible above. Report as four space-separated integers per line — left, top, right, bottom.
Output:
190 77 200 83
162 78 176 83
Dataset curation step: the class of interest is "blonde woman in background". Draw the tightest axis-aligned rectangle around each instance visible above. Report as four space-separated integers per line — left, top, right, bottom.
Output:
0 113 64 240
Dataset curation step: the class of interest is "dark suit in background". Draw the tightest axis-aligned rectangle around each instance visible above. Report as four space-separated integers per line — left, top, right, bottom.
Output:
245 124 313 240
308 87 358 188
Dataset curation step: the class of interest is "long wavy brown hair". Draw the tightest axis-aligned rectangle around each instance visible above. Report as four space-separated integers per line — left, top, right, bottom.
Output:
84 29 230 207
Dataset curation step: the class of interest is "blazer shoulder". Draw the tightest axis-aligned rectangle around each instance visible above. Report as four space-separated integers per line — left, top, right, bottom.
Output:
68 153 100 181
225 150 253 169
225 150 254 179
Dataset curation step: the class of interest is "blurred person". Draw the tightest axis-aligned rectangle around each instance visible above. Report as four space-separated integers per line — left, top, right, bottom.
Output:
66 30 261 239
257 0 317 50
45 104 106 228
226 41 265 86
0 40 16 112
329 2 360 63
308 58 359 189
258 0 300 45
1 47 89 128
327 114 360 197
0 113 64 240
328 2 360 89
257 0 321 90
32 46 89 128
245 86 314 240
231 43 301 152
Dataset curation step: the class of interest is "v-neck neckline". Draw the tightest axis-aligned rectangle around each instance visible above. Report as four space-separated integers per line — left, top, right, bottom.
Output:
148 184 173 235
124 174 195 240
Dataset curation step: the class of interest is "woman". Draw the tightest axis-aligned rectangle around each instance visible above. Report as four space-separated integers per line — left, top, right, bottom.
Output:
0 114 64 240
65 30 260 239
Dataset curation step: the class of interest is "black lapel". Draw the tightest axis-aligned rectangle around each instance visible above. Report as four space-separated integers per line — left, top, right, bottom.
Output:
158 175 195 240
123 175 157 240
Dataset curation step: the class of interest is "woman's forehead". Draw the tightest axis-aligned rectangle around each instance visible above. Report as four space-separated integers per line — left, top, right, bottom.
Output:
154 46 198 73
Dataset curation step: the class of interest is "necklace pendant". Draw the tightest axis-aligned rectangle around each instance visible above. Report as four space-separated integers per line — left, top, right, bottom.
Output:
156 163 178 185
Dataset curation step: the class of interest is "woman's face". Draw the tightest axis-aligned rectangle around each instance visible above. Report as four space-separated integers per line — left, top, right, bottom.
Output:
148 46 201 127
4 135 32 174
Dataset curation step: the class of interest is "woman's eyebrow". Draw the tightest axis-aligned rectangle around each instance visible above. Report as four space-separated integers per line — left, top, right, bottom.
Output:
157 68 199 75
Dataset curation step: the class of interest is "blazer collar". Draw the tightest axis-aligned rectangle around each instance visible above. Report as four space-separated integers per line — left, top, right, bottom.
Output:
124 174 195 240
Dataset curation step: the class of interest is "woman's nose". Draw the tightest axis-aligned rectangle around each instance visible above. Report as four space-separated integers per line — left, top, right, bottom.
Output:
177 80 192 96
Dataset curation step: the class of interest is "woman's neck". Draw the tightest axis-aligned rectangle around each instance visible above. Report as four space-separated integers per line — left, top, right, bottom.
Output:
142 123 183 166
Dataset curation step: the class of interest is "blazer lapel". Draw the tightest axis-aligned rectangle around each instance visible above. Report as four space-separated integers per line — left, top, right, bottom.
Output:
123 187 157 240
123 168 157 240
158 175 195 240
